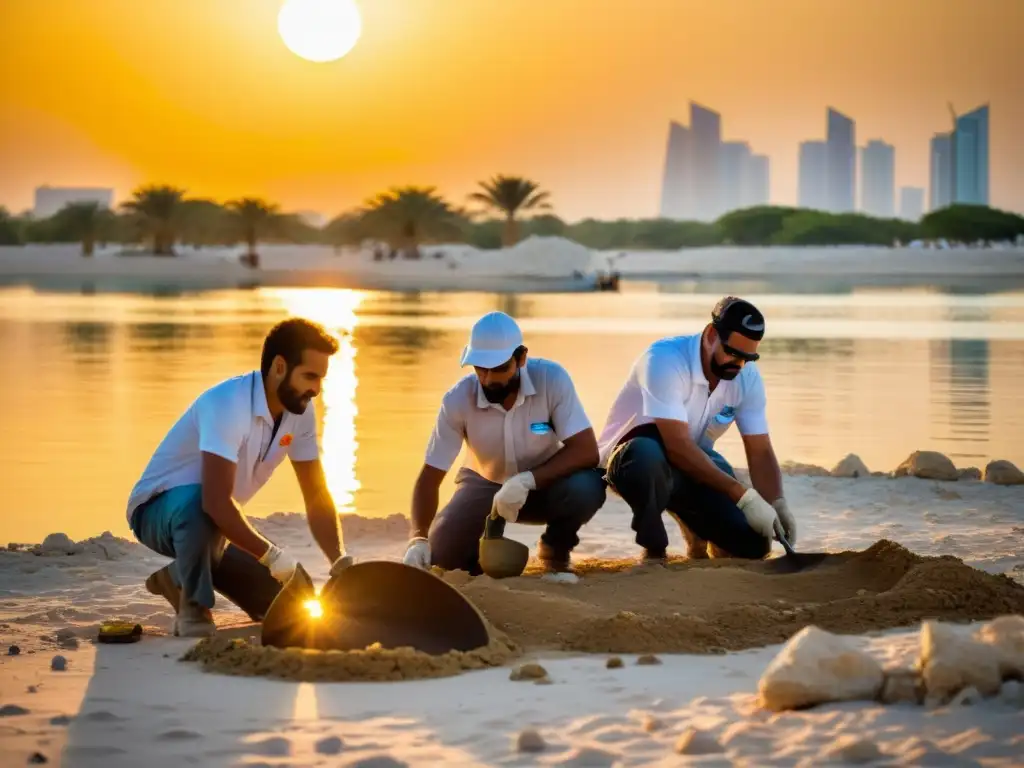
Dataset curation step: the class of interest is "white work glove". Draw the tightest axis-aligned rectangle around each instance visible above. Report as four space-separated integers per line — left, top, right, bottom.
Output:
736 489 780 540
259 544 299 583
402 537 431 570
492 471 536 523
772 498 797 547
329 553 354 577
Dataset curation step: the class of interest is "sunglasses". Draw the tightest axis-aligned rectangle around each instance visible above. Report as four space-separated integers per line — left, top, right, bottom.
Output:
720 340 760 363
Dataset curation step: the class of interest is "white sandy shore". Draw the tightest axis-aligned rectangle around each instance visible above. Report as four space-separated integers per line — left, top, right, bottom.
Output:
2 475 1023 766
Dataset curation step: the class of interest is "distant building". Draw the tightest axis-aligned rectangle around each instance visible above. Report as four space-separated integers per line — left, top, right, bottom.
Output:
826 107 856 212
953 104 989 206
798 140 828 210
929 132 954 211
860 140 896 218
899 186 925 221
744 154 771 208
659 121 693 219
719 141 751 214
33 186 114 218
689 103 722 221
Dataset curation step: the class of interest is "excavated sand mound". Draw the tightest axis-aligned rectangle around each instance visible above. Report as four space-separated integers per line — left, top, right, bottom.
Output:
182 540 1024 682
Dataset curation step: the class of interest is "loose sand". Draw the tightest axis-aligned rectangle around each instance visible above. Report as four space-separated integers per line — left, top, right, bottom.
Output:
180 540 1024 683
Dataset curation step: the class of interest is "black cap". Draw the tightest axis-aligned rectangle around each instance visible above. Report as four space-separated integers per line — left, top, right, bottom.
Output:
711 296 765 341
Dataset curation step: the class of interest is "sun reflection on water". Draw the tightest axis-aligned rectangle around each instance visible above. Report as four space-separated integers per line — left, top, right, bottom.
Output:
262 287 365 515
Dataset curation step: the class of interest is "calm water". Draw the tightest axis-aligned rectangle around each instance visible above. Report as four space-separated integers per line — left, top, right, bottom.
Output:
2 279 1024 544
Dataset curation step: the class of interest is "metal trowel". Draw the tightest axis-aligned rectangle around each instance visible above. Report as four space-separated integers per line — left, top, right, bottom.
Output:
760 524 830 574
478 507 529 579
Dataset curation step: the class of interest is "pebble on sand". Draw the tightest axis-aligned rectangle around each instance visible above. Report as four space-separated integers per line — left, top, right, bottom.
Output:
983 459 1024 486
892 450 958 481
957 467 982 481
641 714 663 732
7 645 19 656
758 625 884 711
515 728 546 753
919 620 1003 701
674 728 723 755
605 656 624 669
28 753 48 764
831 453 870 478
314 736 344 755
50 655 67 671
0 704 31 716
819 734 883 764
509 662 548 681
636 654 661 666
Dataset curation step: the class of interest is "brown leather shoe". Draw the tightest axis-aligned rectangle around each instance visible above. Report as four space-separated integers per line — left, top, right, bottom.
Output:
145 565 181 613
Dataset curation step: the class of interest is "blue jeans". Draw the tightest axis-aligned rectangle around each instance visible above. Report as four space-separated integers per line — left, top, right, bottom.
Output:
130 484 223 609
605 430 771 560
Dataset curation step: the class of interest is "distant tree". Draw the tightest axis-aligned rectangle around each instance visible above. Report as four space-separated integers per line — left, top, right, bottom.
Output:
52 202 114 256
323 212 366 248
121 185 187 255
358 186 464 258
524 214 567 238
226 198 281 267
716 206 801 245
0 207 23 245
177 199 232 248
921 205 1024 243
468 175 551 246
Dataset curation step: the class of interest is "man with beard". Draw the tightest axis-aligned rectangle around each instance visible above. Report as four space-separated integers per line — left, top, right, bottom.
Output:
126 318 353 637
402 311 605 578
599 297 797 563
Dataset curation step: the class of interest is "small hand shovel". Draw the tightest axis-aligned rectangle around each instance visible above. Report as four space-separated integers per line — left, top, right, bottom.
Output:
478 506 530 579
760 522 830 574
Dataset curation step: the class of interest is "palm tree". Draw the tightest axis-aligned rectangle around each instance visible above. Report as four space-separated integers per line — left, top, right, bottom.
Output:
358 186 463 258
468 175 552 246
226 198 281 267
120 185 187 255
54 202 113 256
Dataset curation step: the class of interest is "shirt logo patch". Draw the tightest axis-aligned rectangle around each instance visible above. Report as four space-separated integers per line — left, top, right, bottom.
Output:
530 422 553 435
279 434 293 447
714 406 736 424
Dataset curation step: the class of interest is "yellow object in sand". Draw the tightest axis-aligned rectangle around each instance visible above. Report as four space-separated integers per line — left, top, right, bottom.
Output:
97 621 143 644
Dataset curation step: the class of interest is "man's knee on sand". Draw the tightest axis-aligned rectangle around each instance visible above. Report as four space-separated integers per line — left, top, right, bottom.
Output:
545 469 607 525
605 437 671 501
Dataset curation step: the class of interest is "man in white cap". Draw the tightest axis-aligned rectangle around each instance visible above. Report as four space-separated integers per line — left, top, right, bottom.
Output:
401 311 606 576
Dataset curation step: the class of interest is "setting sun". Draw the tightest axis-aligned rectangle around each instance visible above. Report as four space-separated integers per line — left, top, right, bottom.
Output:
277 0 362 63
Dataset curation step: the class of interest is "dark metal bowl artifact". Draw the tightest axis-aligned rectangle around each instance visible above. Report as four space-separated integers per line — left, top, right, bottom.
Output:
478 513 530 579
260 561 492 654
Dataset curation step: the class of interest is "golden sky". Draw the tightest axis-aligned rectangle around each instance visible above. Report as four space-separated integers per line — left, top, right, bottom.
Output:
1 0 1020 220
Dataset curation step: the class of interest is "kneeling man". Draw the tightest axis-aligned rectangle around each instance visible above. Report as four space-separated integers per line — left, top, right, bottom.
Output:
599 297 797 562
126 318 353 637
403 311 606 575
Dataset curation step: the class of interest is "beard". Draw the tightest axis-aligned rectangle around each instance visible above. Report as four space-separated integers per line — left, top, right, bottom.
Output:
710 357 741 381
482 370 520 404
278 378 314 414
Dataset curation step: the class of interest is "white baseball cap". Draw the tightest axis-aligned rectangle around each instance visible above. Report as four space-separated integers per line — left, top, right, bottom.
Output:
459 311 523 368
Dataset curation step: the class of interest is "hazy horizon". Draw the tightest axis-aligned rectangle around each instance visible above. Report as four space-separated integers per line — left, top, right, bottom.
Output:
1 0 1021 220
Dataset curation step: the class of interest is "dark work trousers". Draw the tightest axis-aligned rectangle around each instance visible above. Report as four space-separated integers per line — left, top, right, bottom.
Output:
428 466 606 573
604 427 771 560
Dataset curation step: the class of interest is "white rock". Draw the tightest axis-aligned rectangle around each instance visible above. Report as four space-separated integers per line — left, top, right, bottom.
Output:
893 451 958 481
974 614 1024 679
37 533 81 556
781 461 830 477
957 467 982 481
831 453 870 478
983 459 1024 485
919 620 1002 700
674 728 723 755
757 625 884 711
515 728 545 753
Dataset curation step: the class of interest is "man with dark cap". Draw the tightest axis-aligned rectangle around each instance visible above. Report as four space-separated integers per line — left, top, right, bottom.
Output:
598 296 796 562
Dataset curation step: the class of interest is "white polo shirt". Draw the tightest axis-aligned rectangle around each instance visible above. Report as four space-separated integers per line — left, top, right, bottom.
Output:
125 370 320 523
424 358 592 484
597 333 769 467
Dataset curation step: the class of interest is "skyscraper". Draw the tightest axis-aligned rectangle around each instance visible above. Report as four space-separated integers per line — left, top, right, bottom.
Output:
659 121 692 219
798 140 828 210
690 102 722 221
826 107 856 212
929 132 954 211
719 140 751 214
953 104 990 205
745 154 771 208
899 187 925 221
860 139 896 218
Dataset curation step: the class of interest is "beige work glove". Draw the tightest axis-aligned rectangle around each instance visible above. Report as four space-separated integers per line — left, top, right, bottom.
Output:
492 471 536 523
402 537 431 570
772 498 797 547
736 489 780 540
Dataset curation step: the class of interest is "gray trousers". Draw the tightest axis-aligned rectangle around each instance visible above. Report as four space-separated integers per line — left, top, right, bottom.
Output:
427 466 606 573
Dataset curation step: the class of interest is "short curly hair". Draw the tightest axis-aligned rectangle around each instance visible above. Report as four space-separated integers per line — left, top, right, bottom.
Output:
260 317 340 377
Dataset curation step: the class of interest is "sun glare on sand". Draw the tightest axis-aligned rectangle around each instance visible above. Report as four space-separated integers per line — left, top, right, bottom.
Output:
277 0 362 63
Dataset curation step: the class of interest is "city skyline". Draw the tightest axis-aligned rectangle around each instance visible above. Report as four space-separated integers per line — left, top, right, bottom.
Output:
1 0 1020 219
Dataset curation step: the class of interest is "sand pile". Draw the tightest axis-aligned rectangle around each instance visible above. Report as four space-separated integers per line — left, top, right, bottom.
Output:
451 540 1024 654
182 633 520 682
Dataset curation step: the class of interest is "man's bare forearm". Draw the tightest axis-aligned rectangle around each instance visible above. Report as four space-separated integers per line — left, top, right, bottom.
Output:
655 420 746 502
306 497 343 563
202 496 272 559
530 430 599 489
747 447 783 503
410 466 444 539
